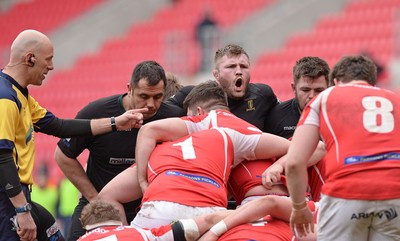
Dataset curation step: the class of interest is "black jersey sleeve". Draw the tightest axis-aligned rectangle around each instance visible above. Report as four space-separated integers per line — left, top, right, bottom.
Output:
40 118 91 138
56 96 115 158
56 108 94 158
0 149 22 197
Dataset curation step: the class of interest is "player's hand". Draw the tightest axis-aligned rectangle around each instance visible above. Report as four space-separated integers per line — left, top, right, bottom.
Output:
290 207 314 238
16 212 37 241
262 162 283 189
116 108 148 130
138 177 149 194
197 230 218 241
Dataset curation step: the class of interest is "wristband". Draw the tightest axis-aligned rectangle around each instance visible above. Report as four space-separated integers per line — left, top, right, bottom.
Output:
292 205 309 212
292 199 307 210
110 117 117 132
210 220 228 237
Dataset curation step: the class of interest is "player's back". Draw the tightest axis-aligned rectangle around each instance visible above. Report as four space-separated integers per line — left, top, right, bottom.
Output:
145 128 234 207
322 84 400 159
183 109 262 166
302 84 400 199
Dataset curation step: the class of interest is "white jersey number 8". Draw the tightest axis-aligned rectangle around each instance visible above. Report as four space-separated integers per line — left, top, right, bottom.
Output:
362 96 394 133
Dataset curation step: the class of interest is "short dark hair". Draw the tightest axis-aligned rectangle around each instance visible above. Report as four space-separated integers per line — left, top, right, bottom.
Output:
293 56 330 86
330 55 377 85
214 44 249 67
183 80 228 113
130 60 167 88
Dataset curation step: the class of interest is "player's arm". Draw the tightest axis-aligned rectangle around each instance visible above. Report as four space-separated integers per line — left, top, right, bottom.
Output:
136 117 189 193
0 150 36 241
286 124 319 237
98 165 142 225
254 133 290 160
199 195 292 240
201 195 317 241
89 109 146 135
262 140 326 188
54 146 98 202
40 108 147 137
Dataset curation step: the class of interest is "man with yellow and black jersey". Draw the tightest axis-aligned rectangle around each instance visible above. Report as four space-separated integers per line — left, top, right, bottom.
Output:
0 29 144 241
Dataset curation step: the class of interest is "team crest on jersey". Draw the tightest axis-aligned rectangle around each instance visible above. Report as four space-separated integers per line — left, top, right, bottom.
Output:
246 99 256 111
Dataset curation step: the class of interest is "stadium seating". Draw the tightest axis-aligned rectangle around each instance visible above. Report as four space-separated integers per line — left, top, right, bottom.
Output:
0 0 104 47
252 0 400 101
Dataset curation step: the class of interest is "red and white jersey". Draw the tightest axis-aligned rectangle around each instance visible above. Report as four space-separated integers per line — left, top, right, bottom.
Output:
299 83 400 200
307 158 326 202
78 225 174 241
144 128 234 207
144 110 263 208
228 159 275 204
182 110 262 166
218 217 292 241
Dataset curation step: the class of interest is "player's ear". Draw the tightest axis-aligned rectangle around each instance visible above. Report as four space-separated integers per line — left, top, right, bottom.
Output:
127 83 133 96
213 69 219 80
333 78 339 86
197 107 206 115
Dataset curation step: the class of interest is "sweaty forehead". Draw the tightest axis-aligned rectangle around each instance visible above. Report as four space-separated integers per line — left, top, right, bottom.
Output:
133 78 164 94
218 54 249 65
297 76 328 88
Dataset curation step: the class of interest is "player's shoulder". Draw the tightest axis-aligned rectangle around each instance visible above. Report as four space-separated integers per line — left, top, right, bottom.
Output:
156 101 187 118
86 94 121 107
249 83 274 95
166 85 195 107
0 75 18 100
247 83 277 103
265 98 295 120
274 98 295 110
77 94 122 118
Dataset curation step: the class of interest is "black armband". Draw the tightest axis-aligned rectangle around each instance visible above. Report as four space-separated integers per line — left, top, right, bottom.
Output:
0 150 22 197
40 117 92 138
171 221 186 241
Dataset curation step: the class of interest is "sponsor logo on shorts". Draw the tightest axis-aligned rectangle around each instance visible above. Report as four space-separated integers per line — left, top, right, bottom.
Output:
351 208 398 221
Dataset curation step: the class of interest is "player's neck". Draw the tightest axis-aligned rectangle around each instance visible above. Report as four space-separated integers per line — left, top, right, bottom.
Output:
339 80 370 86
85 220 123 231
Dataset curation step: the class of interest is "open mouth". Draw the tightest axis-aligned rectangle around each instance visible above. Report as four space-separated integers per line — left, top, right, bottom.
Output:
235 78 243 88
